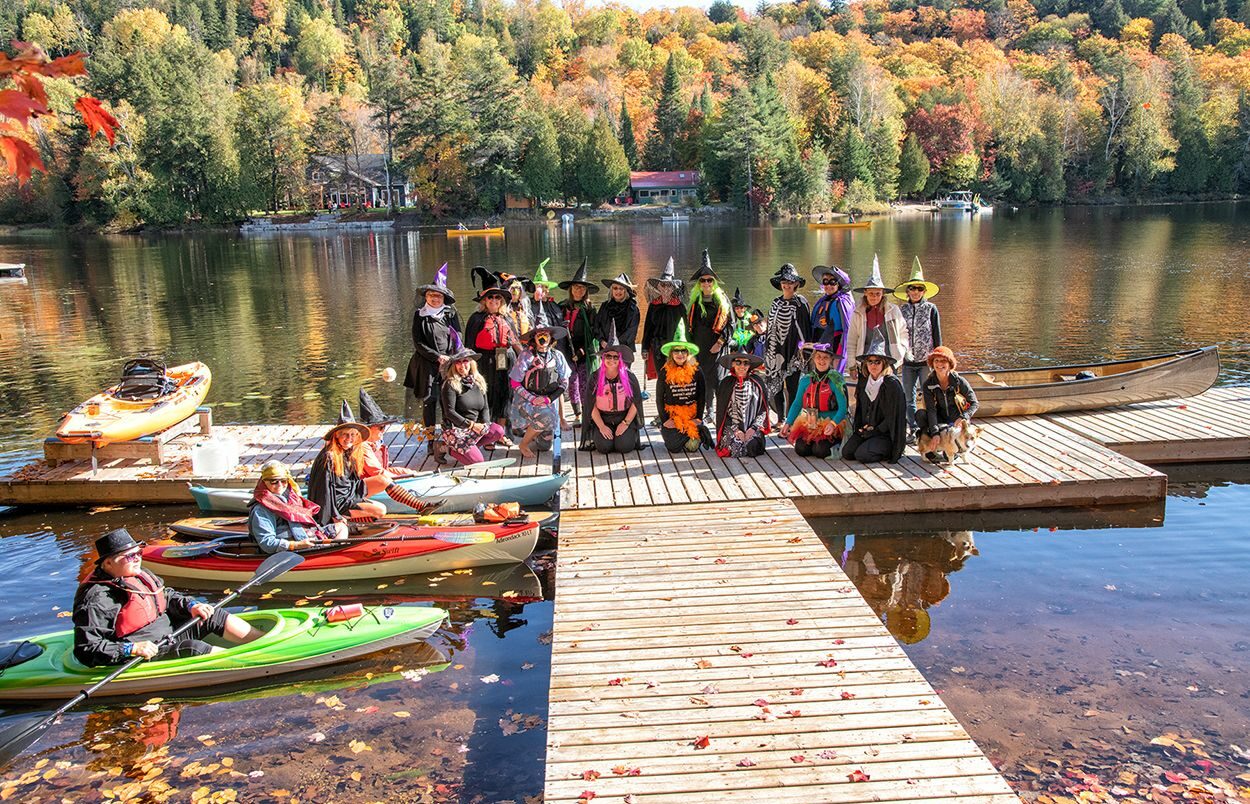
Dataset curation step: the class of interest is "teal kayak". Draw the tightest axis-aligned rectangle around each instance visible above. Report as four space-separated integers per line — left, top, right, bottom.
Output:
0 606 445 701
188 470 569 514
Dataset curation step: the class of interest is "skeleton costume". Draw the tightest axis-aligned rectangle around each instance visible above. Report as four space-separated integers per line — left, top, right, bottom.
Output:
714 349 769 458
763 263 812 420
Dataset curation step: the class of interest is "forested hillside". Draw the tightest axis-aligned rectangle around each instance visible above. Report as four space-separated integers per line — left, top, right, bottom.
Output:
3 0 1250 227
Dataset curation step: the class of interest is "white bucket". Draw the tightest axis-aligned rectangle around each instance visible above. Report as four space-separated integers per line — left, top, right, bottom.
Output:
191 435 240 476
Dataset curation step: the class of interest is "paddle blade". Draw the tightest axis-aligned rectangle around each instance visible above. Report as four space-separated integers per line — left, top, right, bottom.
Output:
0 714 55 770
250 551 305 587
432 531 496 545
158 541 223 559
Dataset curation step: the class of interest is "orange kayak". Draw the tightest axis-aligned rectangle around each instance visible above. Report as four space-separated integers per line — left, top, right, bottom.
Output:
56 361 212 446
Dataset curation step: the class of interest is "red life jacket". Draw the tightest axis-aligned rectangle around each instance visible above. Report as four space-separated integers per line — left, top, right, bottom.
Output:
802 376 836 412
110 570 168 638
474 315 512 351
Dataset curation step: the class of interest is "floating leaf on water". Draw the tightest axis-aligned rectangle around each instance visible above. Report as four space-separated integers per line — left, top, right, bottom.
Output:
349 739 372 754
307 732 326 743
480 674 500 684
393 711 411 718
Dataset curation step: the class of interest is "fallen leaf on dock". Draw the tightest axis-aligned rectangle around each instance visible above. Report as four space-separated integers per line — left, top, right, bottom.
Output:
692 735 710 749
847 769 870 782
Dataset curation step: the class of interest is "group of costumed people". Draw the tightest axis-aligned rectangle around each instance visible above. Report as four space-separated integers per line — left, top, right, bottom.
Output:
394 251 977 467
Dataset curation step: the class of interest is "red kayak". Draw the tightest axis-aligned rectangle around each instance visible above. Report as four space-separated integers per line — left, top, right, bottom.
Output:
142 520 540 584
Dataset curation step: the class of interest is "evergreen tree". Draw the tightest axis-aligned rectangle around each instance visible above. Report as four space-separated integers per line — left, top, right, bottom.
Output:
367 54 410 210
1168 52 1210 193
708 0 738 24
618 97 637 168
521 109 562 202
898 133 930 197
577 114 630 204
1092 0 1129 36
643 52 685 170
834 123 874 189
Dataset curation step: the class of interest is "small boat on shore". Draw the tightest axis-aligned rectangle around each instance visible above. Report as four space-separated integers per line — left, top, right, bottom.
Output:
189 470 568 514
447 226 504 237
144 519 540 583
56 360 211 447
807 220 871 230
969 346 1220 417
660 213 688 223
0 606 445 701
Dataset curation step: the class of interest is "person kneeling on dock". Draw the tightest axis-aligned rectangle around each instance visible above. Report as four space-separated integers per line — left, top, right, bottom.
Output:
714 348 770 458
780 342 848 460
249 460 347 553
73 529 263 667
842 333 907 464
307 403 388 525
656 320 711 452
580 323 642 453
917 346 980 464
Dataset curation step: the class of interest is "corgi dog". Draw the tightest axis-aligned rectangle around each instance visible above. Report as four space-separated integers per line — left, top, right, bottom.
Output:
918 419 981 464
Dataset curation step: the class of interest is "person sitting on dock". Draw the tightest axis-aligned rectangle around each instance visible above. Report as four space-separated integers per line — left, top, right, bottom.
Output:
841 334 908 464
306 402 388 525
357 389 441 511
809 265 855 374
508 308 571 458
917 346 979 464
248 460 347 553
440 340 513 465
656 320 711 452
714 348 770 458
73 529 264 667
580 323 642 454
780 342 848 460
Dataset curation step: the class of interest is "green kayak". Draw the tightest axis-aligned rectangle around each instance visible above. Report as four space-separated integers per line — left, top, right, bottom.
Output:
0 606 446 702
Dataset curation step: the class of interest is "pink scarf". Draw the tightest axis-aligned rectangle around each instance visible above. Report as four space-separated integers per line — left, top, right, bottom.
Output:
252 481 321 525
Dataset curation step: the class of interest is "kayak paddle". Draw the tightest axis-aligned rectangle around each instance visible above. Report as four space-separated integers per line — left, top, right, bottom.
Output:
0 550 305 770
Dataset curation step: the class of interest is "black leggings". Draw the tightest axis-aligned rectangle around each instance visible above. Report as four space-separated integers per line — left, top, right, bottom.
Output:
590 411 639 453
794 439 836 459
153 607 231 661
841 431 896 463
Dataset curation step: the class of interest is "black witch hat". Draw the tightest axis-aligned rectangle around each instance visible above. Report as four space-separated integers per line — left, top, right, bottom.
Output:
730 286 748 308
472 266 509 302
597 319 634 365
770 262 807 290
558 257 599 293
359 388 401 427
324 400 371 441
689 249 718 282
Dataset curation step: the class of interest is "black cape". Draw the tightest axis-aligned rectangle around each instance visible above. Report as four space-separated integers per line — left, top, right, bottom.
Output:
594 297 640 349
405 307 462 394
306 448 368 526
714 373 770 448
851 374 908 463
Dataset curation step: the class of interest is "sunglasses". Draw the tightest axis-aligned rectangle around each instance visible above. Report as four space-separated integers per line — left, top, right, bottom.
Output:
117 551 142 563
907 285 926 292
264 477 287 485
732 359 751 366
670 348 688 355
699 278 715 284
603 354 621 361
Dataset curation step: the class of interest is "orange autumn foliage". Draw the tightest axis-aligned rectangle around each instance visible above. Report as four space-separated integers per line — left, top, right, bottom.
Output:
0 41 117 185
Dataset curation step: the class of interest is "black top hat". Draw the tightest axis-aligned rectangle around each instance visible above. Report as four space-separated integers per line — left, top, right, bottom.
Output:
471 266 509 302
558 258 599 293
359 388 401 427
771 262 807 290
94 528 144 564
325 400 371 441
689 249 718 282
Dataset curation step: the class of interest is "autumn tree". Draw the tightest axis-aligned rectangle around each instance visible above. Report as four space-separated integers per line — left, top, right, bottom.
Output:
237 76 309 212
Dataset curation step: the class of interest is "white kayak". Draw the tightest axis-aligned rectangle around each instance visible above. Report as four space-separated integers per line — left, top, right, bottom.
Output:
189 470 569 514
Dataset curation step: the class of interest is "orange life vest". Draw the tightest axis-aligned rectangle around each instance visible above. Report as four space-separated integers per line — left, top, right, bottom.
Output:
111 570 168 638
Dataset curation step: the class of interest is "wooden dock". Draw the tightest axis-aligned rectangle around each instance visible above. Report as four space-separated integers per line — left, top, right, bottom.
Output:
0 410 1169 514
544 500 1019 803
1049 386 1250 463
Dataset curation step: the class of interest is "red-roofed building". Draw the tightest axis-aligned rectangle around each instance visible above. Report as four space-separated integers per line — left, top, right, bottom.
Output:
629 170 700 204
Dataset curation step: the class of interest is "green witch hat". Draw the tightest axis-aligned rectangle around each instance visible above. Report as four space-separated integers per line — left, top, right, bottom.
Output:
531 257 559 289
892 256 939 300
660 318 700 358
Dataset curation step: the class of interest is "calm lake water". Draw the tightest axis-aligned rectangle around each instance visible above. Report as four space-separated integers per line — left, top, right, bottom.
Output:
1 205 1248 801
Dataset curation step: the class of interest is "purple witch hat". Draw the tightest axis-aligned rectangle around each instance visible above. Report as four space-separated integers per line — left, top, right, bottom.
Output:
417 262 456 304
444 327 480 363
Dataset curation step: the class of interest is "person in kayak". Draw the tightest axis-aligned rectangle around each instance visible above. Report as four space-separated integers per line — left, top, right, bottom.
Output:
73 529 264 667
306 402 387 525
557 258 598 427
440 343 513 464
249 460 347 553
508 308 571 458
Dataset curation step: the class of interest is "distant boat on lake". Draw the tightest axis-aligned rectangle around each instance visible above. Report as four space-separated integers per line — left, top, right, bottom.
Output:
0 262 26 282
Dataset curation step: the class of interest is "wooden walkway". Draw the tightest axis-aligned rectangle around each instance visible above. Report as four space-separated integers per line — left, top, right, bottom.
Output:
0 412 1166 514
1049 386 1250 463
545 500 1018 803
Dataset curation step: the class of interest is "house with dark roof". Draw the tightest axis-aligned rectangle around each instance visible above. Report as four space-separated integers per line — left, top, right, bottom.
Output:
629 170 700 204
308 153 411 208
